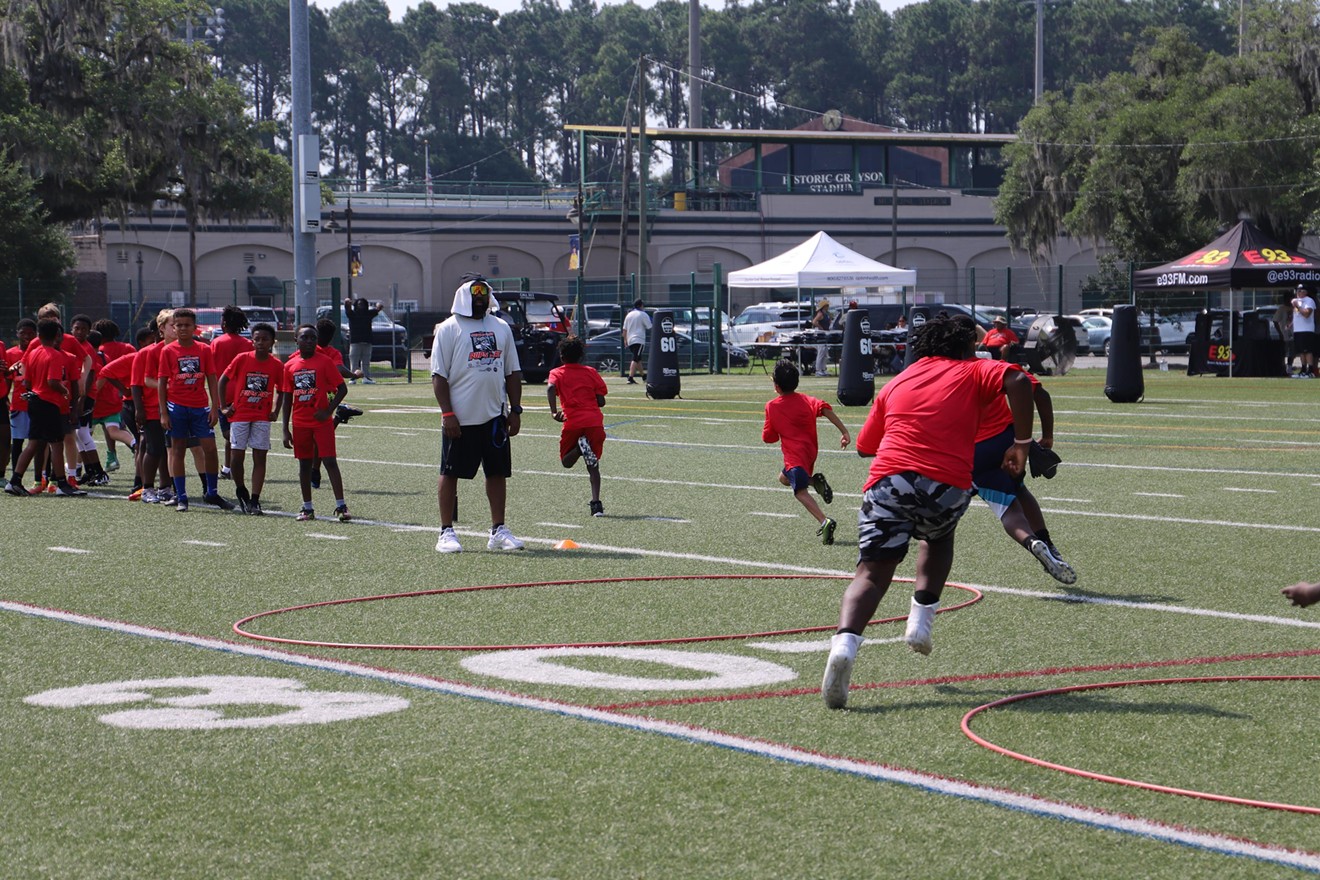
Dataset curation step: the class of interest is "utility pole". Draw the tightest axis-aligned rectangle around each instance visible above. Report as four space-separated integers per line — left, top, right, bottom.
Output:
1034 0 1044 103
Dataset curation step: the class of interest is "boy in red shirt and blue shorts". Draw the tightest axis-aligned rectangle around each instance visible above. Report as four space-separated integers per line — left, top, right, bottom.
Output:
822 314 1034 709
547 336 609 517
762 359 851 545
158 308 233 512
283 324 351 522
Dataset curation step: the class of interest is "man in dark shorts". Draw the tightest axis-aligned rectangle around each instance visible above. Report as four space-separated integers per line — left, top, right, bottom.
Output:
1291 285 1316 378
821 314 1033 709
430 274 525 553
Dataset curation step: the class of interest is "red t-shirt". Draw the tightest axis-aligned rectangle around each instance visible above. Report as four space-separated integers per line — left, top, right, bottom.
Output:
7 344 28 412
983 327 1019 349
100 340 136 363
547 363 607 430
762 392 832 472
158 340 217 408
857 356 1013 491
212 333 255 402
974 364 1039 442
89 350 121 418
96 350 136 410
285 351 343 428
132 342 162 417
23 343 72 413
316 344 345 368
0 344 9 399
224 352 285 422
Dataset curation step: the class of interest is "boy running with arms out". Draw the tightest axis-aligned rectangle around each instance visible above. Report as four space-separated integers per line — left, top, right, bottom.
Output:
283 324 351 522
547 336 609 517
762 359 851 544
821 314 1034 710
219 323 284 515
158 308 233 512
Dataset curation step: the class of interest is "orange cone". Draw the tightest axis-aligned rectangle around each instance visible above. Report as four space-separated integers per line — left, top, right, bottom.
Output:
554 539 580 550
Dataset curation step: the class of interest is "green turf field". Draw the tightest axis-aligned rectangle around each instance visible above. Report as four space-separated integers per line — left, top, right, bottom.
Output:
5 363 1320 877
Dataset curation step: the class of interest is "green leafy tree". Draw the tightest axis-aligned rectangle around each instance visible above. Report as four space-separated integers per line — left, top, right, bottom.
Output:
0 156 76 282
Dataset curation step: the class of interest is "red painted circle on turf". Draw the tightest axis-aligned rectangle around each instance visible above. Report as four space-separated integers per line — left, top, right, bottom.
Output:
961 675 1320 815
233 575 982 652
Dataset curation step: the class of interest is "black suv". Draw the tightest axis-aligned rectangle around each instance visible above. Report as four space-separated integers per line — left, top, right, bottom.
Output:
494 291 569 383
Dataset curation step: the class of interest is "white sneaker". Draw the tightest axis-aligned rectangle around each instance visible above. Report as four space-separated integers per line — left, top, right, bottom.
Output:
577 435 599 468
822 632 862 709
1028 538 1077 585
142 487 158 504
435 527 462 553
487 524 525 551
904 598 938 656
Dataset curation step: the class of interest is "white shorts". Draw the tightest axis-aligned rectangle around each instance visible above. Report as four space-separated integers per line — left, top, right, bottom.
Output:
229 420 272 451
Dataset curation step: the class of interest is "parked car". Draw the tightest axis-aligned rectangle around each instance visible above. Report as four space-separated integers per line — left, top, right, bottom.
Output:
1075 314 1160 356
190 307 241 342
584 328 748 373
566 303 621 337
650 307 732 343
239 305 282 330
494 290 569 383
317 306 410 369
726 302 812 347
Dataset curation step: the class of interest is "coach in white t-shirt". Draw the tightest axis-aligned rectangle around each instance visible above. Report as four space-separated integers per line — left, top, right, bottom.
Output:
430 275 525 553
622 299 652 384
1291 284 1316 378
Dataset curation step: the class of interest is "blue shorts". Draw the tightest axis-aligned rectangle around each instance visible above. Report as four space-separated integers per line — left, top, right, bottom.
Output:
782 466 810 493
856 472 972 563
971 424 1024 520
166 403 215 440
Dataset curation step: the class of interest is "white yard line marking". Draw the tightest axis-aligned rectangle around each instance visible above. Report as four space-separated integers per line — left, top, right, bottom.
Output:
747 637 905 653
1038 497 1090 503
1134 493 1185 498
306 533 350 541
1223 487 1277 494
644 516 690 523
182 540 228 547
537 522 583 529
3 599 1317 873
47 547 91 554
750 511 799 518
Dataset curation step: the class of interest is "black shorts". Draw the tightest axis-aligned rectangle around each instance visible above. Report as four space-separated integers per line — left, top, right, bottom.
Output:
628 343 644 361
120 399 139 436
140 419 167 457
440 416 513 480
1295 330 1317 355
27 397 68 444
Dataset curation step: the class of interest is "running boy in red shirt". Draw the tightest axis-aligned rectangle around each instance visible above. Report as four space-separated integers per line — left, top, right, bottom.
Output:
547 336 609 517
283 324 351 522
158 308 233 512
762 359 851 545
219 322 284 515
821 314 1034 709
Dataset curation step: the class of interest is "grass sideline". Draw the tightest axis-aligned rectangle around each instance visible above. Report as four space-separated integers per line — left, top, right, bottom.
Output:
5 364 1320 877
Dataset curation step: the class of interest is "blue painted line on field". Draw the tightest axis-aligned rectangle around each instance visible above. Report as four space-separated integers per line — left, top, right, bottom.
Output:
4 599 1319 873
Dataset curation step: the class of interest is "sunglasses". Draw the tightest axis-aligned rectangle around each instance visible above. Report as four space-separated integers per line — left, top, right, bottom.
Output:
470 281 491 298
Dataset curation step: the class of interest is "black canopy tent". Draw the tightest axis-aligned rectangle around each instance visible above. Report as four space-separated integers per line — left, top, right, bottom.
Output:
1132 221 1320 376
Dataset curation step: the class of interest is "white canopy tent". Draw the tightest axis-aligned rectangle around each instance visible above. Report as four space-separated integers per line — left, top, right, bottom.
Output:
727 231 916 289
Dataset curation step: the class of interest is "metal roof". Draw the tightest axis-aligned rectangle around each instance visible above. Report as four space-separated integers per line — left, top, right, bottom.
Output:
564 124 1016 147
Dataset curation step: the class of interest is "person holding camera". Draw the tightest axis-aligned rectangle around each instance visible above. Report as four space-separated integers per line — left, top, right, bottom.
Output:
344 296 383 384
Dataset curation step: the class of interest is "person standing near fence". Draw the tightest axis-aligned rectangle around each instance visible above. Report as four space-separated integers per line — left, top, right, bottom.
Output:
345 296 383 384
622 299 651 385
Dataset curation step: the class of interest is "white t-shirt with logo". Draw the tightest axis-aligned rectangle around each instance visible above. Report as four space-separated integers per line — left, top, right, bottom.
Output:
429 314 521 425
1292 296 1316 334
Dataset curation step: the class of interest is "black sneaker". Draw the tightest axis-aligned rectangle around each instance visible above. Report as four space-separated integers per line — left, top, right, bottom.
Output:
4 480 27 497
810 472 833 504
248 498 264 516
204 493 236 511
333 404 364 426
1028 537 1077 584
54 481 87 497
234 486 251 514
817 517 837 545
87 472 111 487
589 499 604 517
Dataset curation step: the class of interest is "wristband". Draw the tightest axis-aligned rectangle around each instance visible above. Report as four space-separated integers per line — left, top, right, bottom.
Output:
1014 437 1033 445
441 411 455 418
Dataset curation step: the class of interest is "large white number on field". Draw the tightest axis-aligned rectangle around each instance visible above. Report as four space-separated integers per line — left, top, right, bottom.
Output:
461 647 797 690
25 676 409 730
